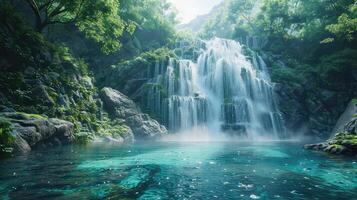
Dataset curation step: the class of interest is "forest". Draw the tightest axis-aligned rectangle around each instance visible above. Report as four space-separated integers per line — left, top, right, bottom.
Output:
0 0 356 199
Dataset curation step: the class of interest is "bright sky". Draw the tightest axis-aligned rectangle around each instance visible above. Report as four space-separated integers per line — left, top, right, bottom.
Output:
169 0 223 24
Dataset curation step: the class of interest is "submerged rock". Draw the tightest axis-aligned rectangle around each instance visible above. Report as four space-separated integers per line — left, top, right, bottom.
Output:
100 87 167 140
0 112 74 154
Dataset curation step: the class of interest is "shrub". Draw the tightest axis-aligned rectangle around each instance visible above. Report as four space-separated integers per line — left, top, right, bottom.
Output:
0 117 13 145
0 117 15 157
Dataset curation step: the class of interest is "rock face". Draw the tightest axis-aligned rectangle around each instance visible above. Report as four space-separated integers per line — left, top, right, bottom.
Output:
100 87 140 119
304 101 357 156
265 53 355 139
100 87 167 139
1 112 74 153
331 100 357 135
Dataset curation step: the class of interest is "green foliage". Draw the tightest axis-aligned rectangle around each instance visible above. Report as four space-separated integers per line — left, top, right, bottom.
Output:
201 0 255 38
333 132 357 146
73 132 93 145
271 66 302 84
318 49 357 87
22 0 132 54
76 0 127 54
0 117 14 147
94 113 130 139
326 2 357 42
119 0 177 50
352 99 357 105
114 47 175 70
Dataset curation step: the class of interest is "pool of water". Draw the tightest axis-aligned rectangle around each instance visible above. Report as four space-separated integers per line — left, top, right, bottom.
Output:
0 141 356 199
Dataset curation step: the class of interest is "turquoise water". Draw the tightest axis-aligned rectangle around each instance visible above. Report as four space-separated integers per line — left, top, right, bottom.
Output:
0 142 356 199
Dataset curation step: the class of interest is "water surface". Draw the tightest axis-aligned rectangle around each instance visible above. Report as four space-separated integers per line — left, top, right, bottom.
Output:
0 142 356 199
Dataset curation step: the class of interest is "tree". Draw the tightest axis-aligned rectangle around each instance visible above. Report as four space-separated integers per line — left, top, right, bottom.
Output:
118 0 177 50
24 0 130 53
326 1 357 42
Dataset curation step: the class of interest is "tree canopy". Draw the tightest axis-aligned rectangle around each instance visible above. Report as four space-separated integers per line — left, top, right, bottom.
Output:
24 0 133 54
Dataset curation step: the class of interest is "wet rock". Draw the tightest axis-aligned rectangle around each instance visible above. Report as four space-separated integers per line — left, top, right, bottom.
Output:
304 99 357 156
1 112 74 154
119 168 151 190
31 84 55 106
126 114 167 139
138 189 169 200
305 133 357 156
0 107 15 113
100 87 167 139
118 165 160 195
100 87 139 119
331 100 357 135
344 118 357 134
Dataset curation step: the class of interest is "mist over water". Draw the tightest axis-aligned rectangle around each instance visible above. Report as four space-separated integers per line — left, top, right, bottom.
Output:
148 37 286 140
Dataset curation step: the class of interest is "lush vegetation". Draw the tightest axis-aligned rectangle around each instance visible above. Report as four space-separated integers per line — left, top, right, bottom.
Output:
201 0 357 79
0 0 356 150
0 117 14 156
0 0 178 148
200 0 357 135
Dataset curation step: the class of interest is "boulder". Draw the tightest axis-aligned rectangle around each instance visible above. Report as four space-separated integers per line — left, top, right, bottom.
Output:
100 87 139 118
126 114 167 139
1 112 74 154
100 87 167 139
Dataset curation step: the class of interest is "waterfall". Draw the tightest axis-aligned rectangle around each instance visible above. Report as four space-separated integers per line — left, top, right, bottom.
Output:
146 37 285 138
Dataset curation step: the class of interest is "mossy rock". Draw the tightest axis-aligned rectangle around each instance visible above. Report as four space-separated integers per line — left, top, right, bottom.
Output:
16 112 48 120
0 117 15 158
324 144 345 154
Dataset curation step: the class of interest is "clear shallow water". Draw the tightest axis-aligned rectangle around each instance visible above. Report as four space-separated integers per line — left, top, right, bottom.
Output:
0 142 356 200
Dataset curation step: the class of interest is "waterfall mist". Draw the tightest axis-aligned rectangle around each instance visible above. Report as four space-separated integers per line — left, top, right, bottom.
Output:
146 37 286 140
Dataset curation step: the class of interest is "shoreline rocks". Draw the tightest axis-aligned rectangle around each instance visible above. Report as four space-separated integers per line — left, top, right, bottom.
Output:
0 112 74 154
304 118 357 156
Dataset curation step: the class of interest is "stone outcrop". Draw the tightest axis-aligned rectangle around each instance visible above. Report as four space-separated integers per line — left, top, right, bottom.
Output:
1 112 74 154
100 87 167 139
331 100 357 135
304 100 357 156
264 53 354 139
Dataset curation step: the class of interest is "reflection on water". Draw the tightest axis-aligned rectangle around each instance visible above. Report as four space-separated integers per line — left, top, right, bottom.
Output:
0 142 356 199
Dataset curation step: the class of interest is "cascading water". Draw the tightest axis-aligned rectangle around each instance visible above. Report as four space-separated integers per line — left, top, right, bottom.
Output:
146 37 285 138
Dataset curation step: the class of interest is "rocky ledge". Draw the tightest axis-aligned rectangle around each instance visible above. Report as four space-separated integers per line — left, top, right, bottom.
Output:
304 118 357 156
0 112 74 155
100 87 167 140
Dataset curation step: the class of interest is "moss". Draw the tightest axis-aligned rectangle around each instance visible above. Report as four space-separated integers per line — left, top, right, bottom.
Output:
94 115 130 139
16 112 48 120
0 117 15 158
330 133 357 151
352 99 357 106
329 144 343 152
46 87 59 103
0 117 14 146
74 133 93 145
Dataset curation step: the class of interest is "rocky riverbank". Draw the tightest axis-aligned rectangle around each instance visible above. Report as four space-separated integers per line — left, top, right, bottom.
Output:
100 87 167 140
304 100 357 156
0 112 74 156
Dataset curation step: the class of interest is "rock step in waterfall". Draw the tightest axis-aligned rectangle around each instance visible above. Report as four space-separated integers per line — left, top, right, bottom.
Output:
146 37 285 138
